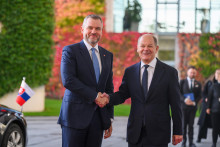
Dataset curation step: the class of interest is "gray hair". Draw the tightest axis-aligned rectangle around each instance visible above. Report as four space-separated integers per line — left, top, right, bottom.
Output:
82 14 103 28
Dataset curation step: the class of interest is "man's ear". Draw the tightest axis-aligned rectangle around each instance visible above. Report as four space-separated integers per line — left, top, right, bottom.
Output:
156 45 159 53
81 26 84 34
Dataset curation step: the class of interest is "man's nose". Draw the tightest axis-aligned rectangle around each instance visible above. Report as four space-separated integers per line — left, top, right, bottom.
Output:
91 28 96 33
143 47 149 50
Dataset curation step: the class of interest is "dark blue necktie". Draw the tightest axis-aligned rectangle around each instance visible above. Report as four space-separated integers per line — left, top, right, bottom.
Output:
142 65 149 99
91 48 100 83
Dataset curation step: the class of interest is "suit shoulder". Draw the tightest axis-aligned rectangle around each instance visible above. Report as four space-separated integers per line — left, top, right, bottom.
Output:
195 80 202 86
63 42 80 51
99 46 113 56
158 60 177 73
180 79 186 84
125 62 140 72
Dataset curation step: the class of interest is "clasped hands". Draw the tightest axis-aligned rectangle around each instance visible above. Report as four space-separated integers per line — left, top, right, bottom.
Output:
95 92 110 108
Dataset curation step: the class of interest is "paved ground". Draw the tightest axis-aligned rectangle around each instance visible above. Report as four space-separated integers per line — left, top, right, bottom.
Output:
26 116 220 147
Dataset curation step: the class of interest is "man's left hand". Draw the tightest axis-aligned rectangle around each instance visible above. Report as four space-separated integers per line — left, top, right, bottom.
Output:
172 135 183 145
104 123 112 139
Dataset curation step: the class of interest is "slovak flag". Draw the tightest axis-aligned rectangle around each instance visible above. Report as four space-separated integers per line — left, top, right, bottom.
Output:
16 80 35 106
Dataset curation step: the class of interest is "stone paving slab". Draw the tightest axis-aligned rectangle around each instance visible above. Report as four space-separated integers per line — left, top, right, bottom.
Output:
26 117 220 147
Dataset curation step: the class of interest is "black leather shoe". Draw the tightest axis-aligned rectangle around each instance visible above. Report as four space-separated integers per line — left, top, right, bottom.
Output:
190 143 196 147
196 138 201 143
211 144 216 147
181 143 186 147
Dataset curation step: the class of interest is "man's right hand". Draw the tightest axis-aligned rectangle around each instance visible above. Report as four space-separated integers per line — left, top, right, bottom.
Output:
95 92 109 108
206 108 211 114
185 98 194 106
172 135 183 145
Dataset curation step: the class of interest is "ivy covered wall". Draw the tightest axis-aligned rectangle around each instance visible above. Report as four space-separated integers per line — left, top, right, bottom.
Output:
178 33 220 81
0 0 54 97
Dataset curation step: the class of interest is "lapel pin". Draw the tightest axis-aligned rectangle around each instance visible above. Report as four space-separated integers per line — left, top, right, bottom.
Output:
104 54 106 57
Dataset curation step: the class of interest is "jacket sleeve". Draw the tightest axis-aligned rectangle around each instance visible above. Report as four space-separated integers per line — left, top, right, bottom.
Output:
61 46 97 104
207 85 214 109
179 80 186 104
169 69 183 135
105 53 114 119
109 68 131 106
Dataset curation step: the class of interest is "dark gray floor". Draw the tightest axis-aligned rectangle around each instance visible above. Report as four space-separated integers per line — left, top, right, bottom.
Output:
26 117 220 147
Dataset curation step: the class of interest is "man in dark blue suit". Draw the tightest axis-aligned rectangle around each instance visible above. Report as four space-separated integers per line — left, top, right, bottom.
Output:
57 14 114 147
101 34 183 147
180 66 202 147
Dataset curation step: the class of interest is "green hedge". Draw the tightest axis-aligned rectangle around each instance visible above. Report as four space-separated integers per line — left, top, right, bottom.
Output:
0 0 54 97
196 33 220 78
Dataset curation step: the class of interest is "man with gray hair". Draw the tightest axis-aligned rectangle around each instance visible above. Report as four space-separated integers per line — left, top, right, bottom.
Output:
58 14 113 147
100 34 183 147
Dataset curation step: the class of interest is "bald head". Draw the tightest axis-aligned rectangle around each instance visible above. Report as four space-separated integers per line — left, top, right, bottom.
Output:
138 34 158 47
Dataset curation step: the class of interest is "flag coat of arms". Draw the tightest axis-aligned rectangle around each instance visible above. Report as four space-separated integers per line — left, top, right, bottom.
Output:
16 80 35 106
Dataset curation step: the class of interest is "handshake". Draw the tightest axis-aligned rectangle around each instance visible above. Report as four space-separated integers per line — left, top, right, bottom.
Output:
95 92 110 108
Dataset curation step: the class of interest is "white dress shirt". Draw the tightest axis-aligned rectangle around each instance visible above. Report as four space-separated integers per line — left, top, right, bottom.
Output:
187 77 194 89
83 39 102 73
186 77 196 105
140 58 157 89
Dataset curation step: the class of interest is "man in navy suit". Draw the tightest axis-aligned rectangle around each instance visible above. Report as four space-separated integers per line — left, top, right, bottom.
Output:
180 66 202 147
100 34 183 147
57 14 114 147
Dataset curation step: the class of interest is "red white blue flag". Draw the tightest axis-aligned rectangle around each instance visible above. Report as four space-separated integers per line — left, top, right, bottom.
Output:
16 80 35 106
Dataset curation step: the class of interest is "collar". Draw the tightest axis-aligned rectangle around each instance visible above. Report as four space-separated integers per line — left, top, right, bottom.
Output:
83 39 99 52
187 77 194 82
141 58 157 69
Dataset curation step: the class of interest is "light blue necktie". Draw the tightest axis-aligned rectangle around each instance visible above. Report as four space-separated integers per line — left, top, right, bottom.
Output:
91 48 100 83
142 65 149 100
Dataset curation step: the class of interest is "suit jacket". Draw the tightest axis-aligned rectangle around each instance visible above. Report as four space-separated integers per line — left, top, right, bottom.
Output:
198 80 213 128
58 40 114 130
180 78 202 109
109 59 182 145
207 83 220 113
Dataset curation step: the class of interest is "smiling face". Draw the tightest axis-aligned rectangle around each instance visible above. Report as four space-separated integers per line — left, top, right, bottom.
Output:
187 68 197 79
137 34 159 64
81 17 103 47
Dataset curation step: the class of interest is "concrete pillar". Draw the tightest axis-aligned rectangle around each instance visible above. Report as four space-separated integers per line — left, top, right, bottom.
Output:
105 0 114 32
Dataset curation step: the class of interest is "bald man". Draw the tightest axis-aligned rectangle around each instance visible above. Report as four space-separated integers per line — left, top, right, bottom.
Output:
101 34 183 147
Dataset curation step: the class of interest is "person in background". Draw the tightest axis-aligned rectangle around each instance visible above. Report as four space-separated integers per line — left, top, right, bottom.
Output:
57 14 113 147
206 69 220 147
99 34 183 147
197 75 216 143
180 66 202 147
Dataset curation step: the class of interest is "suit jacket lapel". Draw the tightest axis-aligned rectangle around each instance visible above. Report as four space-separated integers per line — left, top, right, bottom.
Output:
98 47 106 85
186 79 191 92
134 62 146 102
146 59 165 101
79 41 96 83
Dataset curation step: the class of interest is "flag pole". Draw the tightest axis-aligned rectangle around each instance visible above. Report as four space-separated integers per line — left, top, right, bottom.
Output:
20 77 26 113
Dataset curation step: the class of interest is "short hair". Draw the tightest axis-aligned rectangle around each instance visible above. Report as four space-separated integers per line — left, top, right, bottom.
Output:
82 14 103 28
137 34 158 46
187 66 196 70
